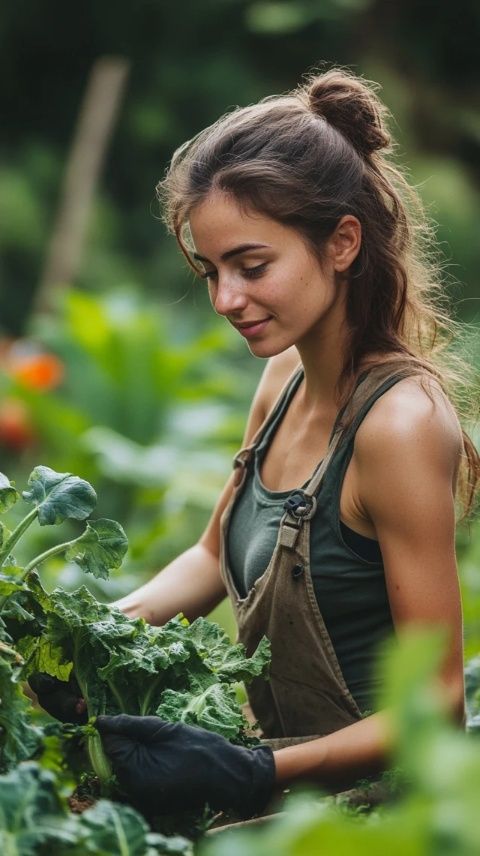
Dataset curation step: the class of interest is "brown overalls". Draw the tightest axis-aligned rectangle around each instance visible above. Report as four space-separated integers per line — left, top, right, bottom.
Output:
219 359 420 751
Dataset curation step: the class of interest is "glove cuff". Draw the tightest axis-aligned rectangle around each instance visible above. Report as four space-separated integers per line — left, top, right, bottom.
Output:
240 744 276 820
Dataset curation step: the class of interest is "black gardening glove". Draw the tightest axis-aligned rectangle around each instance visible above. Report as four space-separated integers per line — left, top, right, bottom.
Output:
96 714 275 820
28 673 88 724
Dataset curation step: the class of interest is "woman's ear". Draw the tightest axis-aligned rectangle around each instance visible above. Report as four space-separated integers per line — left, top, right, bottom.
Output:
330 215 362 273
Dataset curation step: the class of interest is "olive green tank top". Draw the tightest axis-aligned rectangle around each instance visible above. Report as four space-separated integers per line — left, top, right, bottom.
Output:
227 368 394 714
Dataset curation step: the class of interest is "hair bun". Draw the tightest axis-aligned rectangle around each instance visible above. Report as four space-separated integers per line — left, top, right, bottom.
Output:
306 69 391 157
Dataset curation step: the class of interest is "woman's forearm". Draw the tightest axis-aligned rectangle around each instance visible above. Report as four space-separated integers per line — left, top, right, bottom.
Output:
273 710 395 790
111 543 227 625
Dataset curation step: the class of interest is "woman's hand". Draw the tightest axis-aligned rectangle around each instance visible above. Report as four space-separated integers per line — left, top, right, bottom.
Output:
28 673 88 724
96 714 275 819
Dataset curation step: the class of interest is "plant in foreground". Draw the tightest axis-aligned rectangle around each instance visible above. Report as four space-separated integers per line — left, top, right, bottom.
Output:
0 465 269 822
0 762 192 855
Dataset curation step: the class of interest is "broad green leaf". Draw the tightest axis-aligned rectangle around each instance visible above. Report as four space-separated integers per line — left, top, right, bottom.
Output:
17 634 72 682
188 617 271 683
0 572 28 598
146 832 193 855
77 800 156 855
0 573 49 641
0 762 192 854
0 598 36 625
22 465 97 525
0 764 75 852
25 569 54 614
9 582 270 791
0 647 41 772
157 683 246 739
0 474 18 513
42 588 268 739
64 518 128 580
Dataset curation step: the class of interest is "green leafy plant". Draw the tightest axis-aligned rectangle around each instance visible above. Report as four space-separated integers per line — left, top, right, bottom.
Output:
0 467 126 580
0 762 193 855
0 463 270 837
0 636 41 773
201 630 480 856
16 585 269 788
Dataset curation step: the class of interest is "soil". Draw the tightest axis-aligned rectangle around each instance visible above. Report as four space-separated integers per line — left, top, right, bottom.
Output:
68 792 96 814
68 775 101 814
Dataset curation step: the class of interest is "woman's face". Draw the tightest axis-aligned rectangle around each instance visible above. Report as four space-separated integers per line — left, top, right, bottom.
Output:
188 191 355 359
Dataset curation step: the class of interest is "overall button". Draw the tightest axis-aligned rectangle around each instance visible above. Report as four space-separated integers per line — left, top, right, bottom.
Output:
291 563 304 579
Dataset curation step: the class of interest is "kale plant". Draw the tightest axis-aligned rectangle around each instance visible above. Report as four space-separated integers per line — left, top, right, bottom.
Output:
0 762 192 855
0 466 270 802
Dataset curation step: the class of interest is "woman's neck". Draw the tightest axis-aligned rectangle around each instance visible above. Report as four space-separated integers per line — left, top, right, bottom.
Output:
294 292 351 413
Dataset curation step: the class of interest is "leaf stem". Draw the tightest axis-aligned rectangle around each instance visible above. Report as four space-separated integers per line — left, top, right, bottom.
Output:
0 507 38 565
107 678 127 714
87 729 113 790
71 637 112 790
0 639 24 664
23 540 75 576
139 674 162 716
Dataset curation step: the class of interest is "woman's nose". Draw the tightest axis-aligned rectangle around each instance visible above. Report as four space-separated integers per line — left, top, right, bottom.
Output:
211 276 248 317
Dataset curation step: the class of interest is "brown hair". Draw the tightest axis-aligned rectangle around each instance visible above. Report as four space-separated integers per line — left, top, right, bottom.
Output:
158 68 479 516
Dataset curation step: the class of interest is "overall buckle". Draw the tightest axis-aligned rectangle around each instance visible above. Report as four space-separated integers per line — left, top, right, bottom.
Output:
283 491 317 520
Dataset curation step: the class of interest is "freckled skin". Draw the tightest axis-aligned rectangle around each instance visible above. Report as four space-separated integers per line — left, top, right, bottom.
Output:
188 191 350 363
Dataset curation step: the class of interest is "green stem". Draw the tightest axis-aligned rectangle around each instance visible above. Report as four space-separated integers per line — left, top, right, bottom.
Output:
107 678 126 714
23 540 75 576
112 812 130 856
0 508 38 565
87 730 113 792
71 640 113 794
139 674 162 716
3 832 19 856
0 639 24 664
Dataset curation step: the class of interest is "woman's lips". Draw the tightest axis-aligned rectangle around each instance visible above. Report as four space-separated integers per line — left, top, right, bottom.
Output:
234 318 271 338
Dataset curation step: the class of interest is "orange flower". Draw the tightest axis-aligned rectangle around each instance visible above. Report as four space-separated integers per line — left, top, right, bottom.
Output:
10 353 64 390
0 399 35 450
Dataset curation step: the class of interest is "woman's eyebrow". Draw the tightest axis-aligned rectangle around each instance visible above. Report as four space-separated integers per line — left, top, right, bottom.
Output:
193 243 270 264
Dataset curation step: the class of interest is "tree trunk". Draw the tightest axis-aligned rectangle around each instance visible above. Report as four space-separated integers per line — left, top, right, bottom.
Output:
36 56 130 313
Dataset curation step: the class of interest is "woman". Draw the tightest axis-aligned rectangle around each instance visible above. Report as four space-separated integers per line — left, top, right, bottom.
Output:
37 69 479 819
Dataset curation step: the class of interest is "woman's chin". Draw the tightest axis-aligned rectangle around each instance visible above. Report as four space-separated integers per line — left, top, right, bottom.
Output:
245 340 292 359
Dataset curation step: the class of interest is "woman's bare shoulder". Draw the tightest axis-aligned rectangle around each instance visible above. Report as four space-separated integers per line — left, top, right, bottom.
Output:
355 373 463 478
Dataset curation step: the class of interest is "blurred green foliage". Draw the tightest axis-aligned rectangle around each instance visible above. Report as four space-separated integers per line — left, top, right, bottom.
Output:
202 630 480 855
0 0 479 331
0 6 479 846
0 0 479 635
0 0 478 648
0 290 260 620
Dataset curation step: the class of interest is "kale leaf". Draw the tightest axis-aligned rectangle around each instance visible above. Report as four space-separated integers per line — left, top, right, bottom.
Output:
64 519 128 580
0 473 19 513
22 466 97 526
0 641 41 772
15 584 269 786
0 762 193 855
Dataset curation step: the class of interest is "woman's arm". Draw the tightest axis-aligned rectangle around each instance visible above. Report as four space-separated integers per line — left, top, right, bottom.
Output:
113 349 300 624
112 540 229 626
274 376 465 789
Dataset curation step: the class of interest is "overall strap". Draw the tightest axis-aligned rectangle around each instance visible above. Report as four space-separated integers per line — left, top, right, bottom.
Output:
278 359 420 549
232 365 303 485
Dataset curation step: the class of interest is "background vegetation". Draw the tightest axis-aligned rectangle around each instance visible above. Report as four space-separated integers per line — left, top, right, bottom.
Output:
0 0 479 640
0 2 480 851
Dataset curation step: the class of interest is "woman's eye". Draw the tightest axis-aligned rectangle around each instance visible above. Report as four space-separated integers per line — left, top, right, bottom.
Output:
198 263 267 282
242 263 268 279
